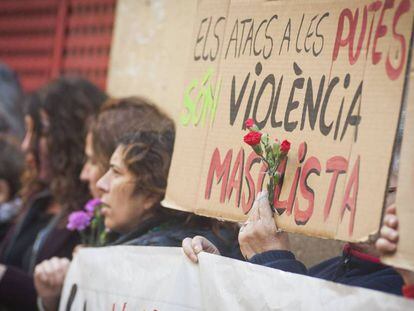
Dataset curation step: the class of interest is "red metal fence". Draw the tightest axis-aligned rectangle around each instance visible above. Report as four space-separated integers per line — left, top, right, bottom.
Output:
0 0 116 92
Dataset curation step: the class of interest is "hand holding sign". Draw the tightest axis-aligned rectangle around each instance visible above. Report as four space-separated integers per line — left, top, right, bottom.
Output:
182 235 221 263
376 205 414 287
239 191 290 260
34 257 70 310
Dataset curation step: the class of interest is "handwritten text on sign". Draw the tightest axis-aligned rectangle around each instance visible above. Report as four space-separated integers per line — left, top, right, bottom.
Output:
169 0 413 241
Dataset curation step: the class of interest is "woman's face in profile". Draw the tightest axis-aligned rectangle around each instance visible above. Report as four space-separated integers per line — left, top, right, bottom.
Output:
80 133 104 198
97 145 150 234
21 112 51 183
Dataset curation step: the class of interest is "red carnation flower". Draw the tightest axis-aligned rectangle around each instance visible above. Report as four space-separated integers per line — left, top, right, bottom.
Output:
244 131 262 146
280 140 291 154
245 118 254 128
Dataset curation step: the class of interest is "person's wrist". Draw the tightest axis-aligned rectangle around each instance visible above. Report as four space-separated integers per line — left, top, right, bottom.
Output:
38 295 59 311
262 237 290 252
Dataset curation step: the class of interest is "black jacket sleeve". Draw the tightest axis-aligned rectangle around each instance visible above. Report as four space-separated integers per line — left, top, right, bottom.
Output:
249 250 308 275
0 265 37 311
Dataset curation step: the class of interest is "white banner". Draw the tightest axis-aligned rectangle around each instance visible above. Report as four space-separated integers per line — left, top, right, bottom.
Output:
59 246 414 311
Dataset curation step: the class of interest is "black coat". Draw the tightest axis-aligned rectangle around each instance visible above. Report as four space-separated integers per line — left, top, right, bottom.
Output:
113 214 242 260
0 190 80 310
249 246 404 296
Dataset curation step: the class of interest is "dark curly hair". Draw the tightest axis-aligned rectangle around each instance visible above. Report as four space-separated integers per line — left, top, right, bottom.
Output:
22 77 107 213
89 97 174 175
119 130 175 201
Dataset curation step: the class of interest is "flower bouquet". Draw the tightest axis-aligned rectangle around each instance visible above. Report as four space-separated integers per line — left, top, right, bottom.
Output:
67 198 107 246
243 118 291 212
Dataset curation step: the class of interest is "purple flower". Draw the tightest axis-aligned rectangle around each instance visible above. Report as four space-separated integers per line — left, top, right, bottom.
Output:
84 198 102 215
67 211 91 231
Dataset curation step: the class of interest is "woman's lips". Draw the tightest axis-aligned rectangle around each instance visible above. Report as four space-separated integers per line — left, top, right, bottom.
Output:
101 206 110 216
100 201 110 216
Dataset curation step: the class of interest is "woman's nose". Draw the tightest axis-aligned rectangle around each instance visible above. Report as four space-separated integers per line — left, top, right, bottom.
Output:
97 171 110 193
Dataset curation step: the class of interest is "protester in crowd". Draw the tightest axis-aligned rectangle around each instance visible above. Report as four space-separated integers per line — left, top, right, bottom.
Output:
0 63 24 139
183 160 404 296
0 135 24 242
34 99 240 311
0 77 106 310
80 97 175 199
34 97 175 310
376 204 414 298
102 131 238 250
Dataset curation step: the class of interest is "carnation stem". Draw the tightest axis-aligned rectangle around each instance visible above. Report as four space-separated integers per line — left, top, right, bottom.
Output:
80 231 87 245
267 174 275 214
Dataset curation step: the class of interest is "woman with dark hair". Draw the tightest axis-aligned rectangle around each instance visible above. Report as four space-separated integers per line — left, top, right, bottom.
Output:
0 77 106 310
107 131 238 250
34 97 177 311
78 97 235 250
80 96 174 199
34 100 240 311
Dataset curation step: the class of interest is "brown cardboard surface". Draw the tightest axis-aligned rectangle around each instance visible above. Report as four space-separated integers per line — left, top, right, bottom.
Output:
165 0 231 212
107 0 197 118
163 0 414 242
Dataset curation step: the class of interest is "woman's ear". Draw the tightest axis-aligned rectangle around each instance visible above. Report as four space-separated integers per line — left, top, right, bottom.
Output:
0 179 11 203
142 194 160 211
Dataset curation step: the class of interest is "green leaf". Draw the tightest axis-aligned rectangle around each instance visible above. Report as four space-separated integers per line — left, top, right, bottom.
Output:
268 158 274 167
272 142 279 154
261 133 269 145
267 183 273 193
265 144 273 161
252 144 263 156
273 173 279 185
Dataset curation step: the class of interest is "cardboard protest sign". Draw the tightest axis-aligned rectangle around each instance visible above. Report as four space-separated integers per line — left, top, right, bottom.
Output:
163 0 414 242
59 246 414 310
107 0 345 265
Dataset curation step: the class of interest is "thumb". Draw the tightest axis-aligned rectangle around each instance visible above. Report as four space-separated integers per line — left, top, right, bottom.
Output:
200 237 220 255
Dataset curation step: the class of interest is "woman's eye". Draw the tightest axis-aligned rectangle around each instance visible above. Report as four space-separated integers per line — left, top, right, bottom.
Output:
387 187 397 194
111 167 121 175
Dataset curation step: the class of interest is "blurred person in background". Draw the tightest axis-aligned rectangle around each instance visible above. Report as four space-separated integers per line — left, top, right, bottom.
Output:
0 63 24 140
0 135 24 242
0 77 106 310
